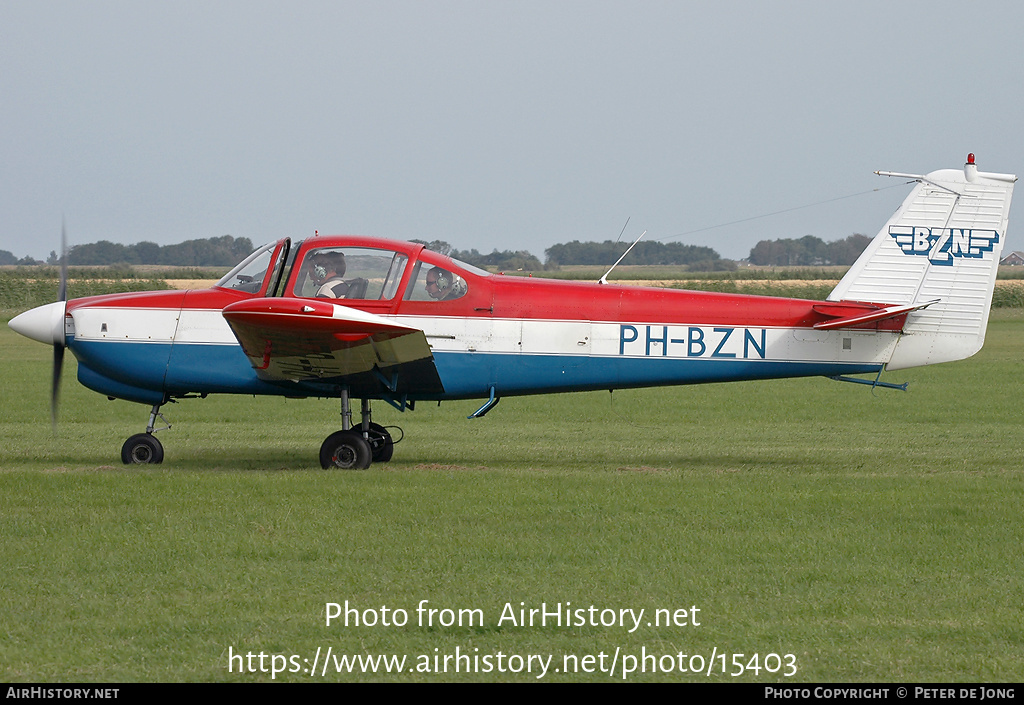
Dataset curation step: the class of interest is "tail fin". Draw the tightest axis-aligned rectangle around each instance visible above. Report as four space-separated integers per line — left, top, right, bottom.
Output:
828 154 1016 370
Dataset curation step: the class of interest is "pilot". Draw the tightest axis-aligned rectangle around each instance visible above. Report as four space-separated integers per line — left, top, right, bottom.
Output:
310 251 349 298
425 267 467 301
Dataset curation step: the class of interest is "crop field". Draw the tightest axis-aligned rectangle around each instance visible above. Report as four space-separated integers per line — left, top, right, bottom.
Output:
1 304 1022 682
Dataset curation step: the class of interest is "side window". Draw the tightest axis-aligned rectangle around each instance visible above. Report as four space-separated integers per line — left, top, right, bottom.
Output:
292 247 408 300
405 262 469 302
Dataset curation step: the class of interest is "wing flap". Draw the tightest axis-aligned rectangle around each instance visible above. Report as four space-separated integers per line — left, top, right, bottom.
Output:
222 298 444 394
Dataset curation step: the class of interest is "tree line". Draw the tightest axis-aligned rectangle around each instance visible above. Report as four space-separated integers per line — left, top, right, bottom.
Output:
746 234 872 267
410 240 543 271
2 233 874 270
48 235 256 267
414 238 729 271
426 235 871 270
544 240 729 271
0 250 41 266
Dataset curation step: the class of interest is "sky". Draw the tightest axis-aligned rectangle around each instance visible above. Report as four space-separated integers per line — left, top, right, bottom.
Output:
2 1 1023 263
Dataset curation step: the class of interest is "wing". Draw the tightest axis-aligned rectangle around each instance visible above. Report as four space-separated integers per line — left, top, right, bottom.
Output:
222 298 444 396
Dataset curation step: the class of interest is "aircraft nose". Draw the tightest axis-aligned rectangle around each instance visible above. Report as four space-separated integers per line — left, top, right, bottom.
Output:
9 301 67 346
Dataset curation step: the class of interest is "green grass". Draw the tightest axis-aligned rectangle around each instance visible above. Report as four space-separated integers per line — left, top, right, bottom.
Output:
0 275 171 317
511 264 1024 281
669 280 837 301
506 265 849 281
0 265 228 280
1 313 1023 682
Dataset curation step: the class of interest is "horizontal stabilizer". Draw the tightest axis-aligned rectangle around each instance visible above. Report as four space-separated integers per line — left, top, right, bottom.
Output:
812 300 938 330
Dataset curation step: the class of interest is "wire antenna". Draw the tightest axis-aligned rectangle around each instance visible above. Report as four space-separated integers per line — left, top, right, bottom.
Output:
614 217 630 243
653 184 902 242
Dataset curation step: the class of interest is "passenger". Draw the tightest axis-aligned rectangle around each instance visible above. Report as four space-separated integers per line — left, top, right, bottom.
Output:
425 267 467 301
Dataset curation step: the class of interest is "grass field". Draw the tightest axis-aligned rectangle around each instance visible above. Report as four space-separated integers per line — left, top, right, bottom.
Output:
1 312 1022 682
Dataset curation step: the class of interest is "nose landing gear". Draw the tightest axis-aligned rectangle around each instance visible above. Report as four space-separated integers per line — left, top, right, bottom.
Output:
121 404 170 464
121 432 163 464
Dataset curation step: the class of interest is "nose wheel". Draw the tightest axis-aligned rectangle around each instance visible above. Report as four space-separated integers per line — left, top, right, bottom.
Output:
121 433 164 464
121 404 169 465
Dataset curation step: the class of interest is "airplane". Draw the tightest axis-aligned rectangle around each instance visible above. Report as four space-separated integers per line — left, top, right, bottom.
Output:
8 154 1016 469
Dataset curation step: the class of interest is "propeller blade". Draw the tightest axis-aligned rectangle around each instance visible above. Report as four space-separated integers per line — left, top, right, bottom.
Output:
52 343 64 430
52 218 69 431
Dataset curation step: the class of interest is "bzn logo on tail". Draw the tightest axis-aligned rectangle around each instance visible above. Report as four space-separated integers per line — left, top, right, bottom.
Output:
888 226 1000 266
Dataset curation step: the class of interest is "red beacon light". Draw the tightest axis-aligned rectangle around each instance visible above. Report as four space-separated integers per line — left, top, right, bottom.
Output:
964 153 978 182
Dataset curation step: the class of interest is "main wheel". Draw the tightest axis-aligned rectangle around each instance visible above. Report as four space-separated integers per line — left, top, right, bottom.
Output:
362 423 394 463
320 430 372 470
121 433 164 464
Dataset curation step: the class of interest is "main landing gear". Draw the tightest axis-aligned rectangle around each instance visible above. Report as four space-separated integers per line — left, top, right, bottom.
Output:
320 392 396 470
121 404 169 464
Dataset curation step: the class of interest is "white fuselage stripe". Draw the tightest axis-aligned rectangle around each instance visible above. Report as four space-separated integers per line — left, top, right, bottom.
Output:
69 307 900 366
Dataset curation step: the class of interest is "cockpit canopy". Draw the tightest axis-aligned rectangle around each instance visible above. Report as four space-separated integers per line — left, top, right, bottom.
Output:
216 237 486 303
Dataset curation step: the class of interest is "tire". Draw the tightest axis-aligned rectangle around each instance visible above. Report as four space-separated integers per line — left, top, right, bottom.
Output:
320 430 372 469
121 433 164 465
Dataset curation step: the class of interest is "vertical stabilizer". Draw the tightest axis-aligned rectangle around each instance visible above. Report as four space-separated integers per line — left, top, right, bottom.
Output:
828 155 1015 370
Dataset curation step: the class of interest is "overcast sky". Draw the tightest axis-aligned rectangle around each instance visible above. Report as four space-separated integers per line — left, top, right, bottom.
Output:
2 1 1022 263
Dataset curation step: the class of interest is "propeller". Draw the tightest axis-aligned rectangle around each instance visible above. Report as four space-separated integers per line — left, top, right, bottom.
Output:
51 220 68 430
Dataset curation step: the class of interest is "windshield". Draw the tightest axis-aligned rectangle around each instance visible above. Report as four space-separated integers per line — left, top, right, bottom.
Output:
216 242 279 293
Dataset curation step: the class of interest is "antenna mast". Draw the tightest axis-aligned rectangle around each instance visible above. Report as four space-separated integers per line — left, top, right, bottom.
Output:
599 230 646 285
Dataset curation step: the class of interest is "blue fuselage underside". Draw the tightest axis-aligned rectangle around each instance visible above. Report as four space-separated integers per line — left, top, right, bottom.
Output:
70 339 882 405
